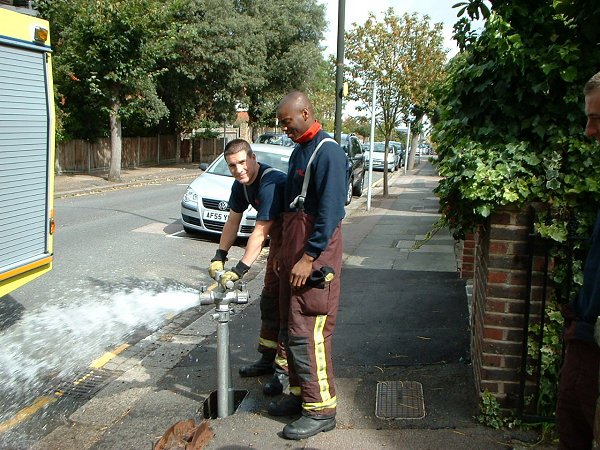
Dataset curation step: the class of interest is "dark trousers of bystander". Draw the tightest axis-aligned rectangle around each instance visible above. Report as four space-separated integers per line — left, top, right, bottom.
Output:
557 339 600 450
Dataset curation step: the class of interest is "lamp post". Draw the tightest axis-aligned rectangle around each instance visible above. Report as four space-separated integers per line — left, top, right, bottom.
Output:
404 122 411 174
367 83 376 211
334 0 345 143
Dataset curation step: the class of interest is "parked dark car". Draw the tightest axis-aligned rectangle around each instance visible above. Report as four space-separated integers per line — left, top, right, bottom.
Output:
255 132 294 147
326 132 366 205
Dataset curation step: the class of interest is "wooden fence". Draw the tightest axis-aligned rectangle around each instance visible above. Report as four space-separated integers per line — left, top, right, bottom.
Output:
55 135 175 174
190 138 227 165
55 135 232 174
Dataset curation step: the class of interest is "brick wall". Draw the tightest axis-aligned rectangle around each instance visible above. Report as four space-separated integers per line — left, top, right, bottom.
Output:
460 232 476 280
467 204 548 408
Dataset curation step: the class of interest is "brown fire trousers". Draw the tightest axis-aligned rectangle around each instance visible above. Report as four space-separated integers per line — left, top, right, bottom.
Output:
278 210 343 416
257 220 287 372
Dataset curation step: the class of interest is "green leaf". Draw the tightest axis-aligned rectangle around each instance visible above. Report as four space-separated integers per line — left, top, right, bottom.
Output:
477 204 491 217
560 66 577 82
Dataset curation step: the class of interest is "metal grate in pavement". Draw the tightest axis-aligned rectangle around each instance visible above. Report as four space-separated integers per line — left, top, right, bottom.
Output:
375 380 425 419
51 368 121 399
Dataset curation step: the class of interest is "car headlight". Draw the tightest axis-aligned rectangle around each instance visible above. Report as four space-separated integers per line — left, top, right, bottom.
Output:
183 187 198 204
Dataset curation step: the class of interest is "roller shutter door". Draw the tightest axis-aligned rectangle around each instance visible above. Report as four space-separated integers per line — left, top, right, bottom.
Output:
0 41 51 275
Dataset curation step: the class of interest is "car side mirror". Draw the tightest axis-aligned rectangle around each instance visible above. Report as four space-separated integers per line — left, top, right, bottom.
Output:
199 163 209 171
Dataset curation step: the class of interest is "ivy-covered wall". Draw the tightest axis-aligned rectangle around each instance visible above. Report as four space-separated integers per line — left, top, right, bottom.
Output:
432 0 600 421
468 205 550 411
433 1 600 243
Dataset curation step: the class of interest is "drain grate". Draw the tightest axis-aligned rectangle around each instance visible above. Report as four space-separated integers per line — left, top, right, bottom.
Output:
375 381 425 419
52 368 121 399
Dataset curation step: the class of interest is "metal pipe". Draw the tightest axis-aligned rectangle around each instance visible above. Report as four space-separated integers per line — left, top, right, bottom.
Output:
215 304 232 417
199 275 249 419
517 205 537 419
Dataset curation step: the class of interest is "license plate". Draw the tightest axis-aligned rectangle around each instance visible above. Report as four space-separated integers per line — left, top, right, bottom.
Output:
203 210 229 222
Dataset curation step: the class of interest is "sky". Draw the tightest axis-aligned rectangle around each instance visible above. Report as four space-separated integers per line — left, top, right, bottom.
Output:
320 0 462 59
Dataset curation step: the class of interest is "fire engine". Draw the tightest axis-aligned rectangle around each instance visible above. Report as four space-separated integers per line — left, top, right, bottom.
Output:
0 6 55 298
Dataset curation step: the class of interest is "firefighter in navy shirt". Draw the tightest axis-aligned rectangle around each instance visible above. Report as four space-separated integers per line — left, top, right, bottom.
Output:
267 91 347 440
208 139 288 396
557 71 600 449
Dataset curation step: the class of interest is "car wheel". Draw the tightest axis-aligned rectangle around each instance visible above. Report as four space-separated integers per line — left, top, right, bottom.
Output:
352 173 364 196
345 177 353 205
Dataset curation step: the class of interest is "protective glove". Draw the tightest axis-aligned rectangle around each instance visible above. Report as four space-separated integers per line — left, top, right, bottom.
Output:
219 261 250 290
209 249 228 279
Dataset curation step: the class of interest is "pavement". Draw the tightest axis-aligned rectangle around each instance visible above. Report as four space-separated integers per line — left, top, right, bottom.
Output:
22 161 551 449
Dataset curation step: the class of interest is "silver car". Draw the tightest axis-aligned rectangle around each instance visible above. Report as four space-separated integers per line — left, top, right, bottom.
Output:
366 142 398 171
181 143 292 237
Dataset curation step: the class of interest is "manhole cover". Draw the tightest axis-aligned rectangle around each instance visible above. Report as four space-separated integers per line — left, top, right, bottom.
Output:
52 368 121 399
375 381 425 419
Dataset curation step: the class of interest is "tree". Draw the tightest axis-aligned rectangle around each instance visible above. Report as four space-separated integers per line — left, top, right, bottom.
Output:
399 14 447 170
155 0 258 160
235 0 327 140
38 0 329 170
38 0 171 181
345 9 447 195
432 0 600 417
306 56 336 131
433 0 600 240
342 115 371 139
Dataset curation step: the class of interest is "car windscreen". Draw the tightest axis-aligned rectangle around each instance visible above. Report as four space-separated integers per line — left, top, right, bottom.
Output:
205 156 231 176
258 135 292 146
255 150 290 172
205 150 290 176
373 143 388 152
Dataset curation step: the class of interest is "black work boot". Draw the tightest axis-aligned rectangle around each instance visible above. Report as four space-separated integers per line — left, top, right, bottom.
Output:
238 352 275 377
263 369 289 396
267 394 302 416
282 413 336 440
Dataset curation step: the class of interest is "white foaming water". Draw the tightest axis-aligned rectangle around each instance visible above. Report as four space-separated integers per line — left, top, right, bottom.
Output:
0 284 199 420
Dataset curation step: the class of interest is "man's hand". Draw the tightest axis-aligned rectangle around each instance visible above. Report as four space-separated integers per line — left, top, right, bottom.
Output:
209 260 224 279
290 253 314 289
209 249 228 279
219 261 250 289
219 270 240 289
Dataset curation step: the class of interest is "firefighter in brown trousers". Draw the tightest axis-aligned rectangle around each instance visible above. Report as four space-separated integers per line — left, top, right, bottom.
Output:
556 70 600 449
209 139 288 396
267 91 347 440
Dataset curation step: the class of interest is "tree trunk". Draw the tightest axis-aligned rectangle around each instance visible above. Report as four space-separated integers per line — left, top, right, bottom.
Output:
407 113 424 170
175 129 181 164
108 99 122 182
382 138 389 197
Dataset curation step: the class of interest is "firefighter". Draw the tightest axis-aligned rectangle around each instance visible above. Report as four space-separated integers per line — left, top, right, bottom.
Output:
267 92 347 440
209 139 288 396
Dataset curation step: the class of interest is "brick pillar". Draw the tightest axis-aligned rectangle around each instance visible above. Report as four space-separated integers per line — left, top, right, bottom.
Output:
470 204 546 408
460 232 476 280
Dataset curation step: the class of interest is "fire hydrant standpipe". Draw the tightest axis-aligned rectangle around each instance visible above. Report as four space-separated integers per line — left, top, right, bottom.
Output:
198 272 249 418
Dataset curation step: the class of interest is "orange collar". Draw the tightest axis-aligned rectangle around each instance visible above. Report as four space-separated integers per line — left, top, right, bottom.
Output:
296 121 322 144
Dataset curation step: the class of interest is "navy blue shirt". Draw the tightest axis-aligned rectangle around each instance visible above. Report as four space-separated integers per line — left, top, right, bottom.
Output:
284 129 347 258
570 209 600 342
229 163 286 221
